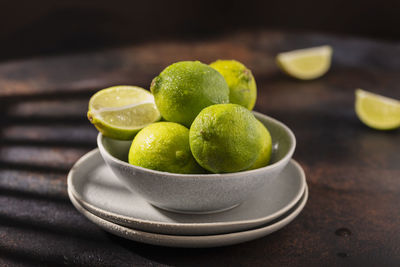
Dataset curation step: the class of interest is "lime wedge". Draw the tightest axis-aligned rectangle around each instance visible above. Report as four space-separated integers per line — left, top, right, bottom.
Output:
87 86 161 140
355 89 400 130
276 45 332 80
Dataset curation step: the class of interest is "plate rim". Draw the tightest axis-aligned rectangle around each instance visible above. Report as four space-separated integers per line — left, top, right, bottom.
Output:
68 185 308 248
68 149 306 235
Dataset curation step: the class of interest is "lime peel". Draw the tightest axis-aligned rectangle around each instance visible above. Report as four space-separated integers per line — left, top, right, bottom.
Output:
210 60 257 110
189 104 264 173
150 61 229 127
129 122 205 174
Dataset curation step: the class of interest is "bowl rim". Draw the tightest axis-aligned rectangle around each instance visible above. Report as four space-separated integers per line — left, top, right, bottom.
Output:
97 111 296 178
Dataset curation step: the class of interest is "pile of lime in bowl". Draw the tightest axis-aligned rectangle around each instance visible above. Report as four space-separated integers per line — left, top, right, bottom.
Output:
88 60 272 174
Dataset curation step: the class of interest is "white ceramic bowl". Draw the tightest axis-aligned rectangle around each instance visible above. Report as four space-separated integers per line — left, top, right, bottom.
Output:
97 111 296 214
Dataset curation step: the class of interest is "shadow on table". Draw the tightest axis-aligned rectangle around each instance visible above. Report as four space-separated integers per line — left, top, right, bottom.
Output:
0 246 62 266
106 229 289 266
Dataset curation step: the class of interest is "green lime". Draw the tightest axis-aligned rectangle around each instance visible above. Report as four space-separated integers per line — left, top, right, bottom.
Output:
210 60 257 110
189 104 263 173
150 61 229 127
276 45 332 80
129 122 205 174
247 120 272 170
355 89 400 130
87 86 161 140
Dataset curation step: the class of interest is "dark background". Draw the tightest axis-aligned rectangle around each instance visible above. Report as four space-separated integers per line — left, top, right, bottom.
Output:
1 0 400 61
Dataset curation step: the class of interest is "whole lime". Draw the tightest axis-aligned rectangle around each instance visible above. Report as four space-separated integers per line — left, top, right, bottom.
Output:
150 61 229 127
189 104 263 173
129 122 204 174
247 120 272 170
210 60 257 110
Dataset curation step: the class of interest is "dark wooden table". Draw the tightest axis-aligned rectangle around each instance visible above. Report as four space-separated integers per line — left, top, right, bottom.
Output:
0 31 399 266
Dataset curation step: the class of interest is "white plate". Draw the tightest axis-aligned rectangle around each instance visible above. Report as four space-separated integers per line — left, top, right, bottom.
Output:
69 185 308 248
68 149 306 235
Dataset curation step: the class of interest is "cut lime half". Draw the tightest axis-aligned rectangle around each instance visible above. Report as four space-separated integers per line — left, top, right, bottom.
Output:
355 89 400 130
87 86 161 140
276 45 332 80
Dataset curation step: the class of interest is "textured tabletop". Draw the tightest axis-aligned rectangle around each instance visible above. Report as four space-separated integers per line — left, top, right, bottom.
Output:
0 31 399 266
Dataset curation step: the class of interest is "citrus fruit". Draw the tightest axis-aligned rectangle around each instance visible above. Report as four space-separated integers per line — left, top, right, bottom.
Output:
210 59 257 110
247 120 272 170
355 89 400 130
87 86 161 140
276 45 332 80
189 104 263 173
129 122 205 174
150 61 229 127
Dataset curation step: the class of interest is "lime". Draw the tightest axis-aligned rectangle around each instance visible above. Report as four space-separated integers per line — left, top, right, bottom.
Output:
210 60 257 110
276 45 332 80
247 120 272 170
87 86 161 140
189 104 263 173
129 122 205 174
150 61 229 127
355 89 400 130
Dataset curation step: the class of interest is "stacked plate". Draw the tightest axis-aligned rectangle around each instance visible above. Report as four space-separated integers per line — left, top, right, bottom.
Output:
68 149 308 248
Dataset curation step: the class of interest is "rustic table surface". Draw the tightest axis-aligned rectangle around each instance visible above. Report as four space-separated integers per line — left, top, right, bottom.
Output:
0 31 399 267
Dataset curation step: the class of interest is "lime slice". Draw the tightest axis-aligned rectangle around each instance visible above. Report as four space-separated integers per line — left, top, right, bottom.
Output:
276 45 332 80
87 86 161 140
355 89 400 130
